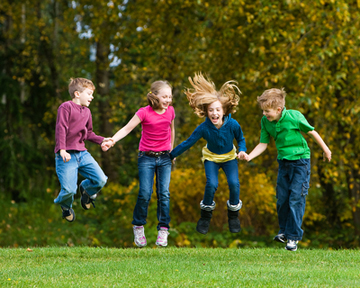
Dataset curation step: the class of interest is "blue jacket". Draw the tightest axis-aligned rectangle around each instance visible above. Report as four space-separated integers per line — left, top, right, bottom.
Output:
170 114 246 159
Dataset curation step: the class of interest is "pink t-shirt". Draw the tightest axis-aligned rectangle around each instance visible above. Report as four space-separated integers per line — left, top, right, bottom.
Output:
136 105 175 152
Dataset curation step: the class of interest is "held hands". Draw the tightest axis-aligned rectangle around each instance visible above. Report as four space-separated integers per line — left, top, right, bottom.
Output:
237 151 249 161
101 138 115 152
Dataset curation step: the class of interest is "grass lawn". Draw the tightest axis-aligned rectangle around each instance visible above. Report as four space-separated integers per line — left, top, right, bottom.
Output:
0 247 359 287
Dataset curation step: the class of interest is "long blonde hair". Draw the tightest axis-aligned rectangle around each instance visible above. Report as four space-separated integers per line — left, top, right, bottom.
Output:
185 73 240 117
147 80 172 109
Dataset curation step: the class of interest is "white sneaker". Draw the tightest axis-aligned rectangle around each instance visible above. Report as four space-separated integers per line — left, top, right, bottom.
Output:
285 239 299 251
133 226 147 247
156 227 169 247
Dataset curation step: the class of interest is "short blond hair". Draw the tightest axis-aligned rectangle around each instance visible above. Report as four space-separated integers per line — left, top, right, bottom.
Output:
68 78 95 98
147 80 172 109
257 88 286 110
185 73 241 118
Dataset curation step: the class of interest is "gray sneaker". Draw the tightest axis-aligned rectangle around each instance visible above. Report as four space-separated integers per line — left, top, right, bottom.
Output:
273 233 287 243
155 227 169 247
285 240 299 251
133 225 147 247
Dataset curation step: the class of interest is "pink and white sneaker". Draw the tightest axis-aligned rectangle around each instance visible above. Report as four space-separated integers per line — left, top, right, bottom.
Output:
155 227 169 247
133 225 147 247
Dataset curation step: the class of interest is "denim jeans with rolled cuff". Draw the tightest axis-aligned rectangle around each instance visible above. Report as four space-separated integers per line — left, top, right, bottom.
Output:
132 151 172 230
54 150 107 209
276 158 311 241
203 159 240 207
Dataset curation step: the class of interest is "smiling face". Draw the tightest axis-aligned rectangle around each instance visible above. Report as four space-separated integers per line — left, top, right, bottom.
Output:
154 87 172 113
73 88 94 107
262 107 282 122
207 100 224 128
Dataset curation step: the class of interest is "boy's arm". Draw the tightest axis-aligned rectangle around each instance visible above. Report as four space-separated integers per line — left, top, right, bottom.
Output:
86 113 105 144
307 130 332 161
247 143 268 162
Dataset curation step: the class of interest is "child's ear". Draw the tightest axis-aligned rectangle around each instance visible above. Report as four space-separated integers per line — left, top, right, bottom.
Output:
74 91 80 98
277 107 282 113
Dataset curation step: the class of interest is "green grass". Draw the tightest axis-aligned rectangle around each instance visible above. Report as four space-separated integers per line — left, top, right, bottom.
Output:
0 247 359 287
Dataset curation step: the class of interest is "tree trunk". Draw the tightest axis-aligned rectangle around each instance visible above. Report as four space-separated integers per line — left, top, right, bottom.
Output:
95 41 118 181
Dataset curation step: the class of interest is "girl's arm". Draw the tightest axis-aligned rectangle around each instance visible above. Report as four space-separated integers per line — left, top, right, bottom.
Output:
102 114 141 151
170 119 175 151
112 114 141 143
170 125 203 159
247 143 268 161
307 130 332 161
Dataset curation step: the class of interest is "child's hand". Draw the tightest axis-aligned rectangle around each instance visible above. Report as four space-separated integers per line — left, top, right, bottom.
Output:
323 149 332 162
60 150 71 162
101 138 114 152
237 151 249 161
172 157 176 165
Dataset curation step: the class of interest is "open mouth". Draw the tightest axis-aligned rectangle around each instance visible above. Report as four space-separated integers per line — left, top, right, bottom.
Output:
211 116 219 122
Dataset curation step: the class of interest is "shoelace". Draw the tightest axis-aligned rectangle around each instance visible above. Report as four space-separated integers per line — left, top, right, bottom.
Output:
157 230 168 240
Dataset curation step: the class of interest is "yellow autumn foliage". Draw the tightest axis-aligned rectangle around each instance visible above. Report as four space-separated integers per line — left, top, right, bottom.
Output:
169 167 278 235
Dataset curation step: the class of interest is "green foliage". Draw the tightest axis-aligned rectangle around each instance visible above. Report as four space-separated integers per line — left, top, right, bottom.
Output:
1 0 360 246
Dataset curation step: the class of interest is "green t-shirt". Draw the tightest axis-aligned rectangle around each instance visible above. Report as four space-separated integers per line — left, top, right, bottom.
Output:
260 108 314 160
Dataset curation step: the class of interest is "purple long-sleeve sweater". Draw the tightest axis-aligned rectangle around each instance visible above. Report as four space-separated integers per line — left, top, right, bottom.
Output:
54 100 104 153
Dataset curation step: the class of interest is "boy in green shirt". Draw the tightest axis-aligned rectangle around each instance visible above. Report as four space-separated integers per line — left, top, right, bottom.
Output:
245 88 331 251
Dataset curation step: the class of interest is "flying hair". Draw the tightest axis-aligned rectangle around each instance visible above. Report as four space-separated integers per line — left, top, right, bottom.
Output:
184 72 241 118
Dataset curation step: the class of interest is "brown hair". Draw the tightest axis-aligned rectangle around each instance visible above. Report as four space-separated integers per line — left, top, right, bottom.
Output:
147 80 172 109
68 78 95 98
257 88 286 110
185 73 240 118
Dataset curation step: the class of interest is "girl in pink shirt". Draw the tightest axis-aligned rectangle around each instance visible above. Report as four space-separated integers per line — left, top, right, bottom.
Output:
102 81 175 247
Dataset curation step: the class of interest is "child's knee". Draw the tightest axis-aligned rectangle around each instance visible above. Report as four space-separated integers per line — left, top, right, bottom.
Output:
206 180 218 191
228 181 239 192
98 176 108 189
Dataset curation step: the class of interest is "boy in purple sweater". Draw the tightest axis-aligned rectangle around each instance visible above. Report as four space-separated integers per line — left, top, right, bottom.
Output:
54 78 109 222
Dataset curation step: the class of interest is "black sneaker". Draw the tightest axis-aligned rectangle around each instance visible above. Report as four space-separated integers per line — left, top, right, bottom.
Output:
61 206 75 222
79 186 96 210
273 233 287 243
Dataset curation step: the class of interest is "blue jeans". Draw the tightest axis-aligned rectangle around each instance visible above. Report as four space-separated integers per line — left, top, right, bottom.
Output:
54 150 108 209
203 159 240 206
276 158 311 241
132 152 172 230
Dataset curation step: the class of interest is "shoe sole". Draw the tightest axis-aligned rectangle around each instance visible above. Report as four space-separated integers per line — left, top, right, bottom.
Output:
273 236 287 243
229 228 241 233
285 246 297 251
79 186 91 210
155 242 168 247
62 208 76 222
135 243 147 247
196 227 208 234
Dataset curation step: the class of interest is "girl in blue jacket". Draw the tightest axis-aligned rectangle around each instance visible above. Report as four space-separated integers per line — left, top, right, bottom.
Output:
170 73 247 234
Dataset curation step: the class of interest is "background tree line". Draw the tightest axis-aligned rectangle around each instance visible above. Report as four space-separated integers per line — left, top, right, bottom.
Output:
1 0 359 248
